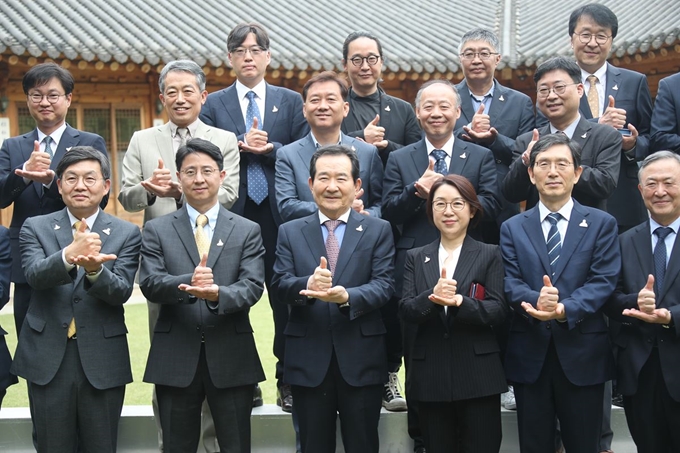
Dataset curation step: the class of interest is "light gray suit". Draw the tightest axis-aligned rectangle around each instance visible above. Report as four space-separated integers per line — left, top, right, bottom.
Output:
12 208 141 452
118 120 240 221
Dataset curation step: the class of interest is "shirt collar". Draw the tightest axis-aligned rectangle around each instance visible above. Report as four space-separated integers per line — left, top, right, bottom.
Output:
66 208 100 232
349 87 381 102
581 62 608 83
310 131 342 148
170 118 200 138
186 202 220 230
649 216 680 237
470 81 495 101
550 114 581 138
236 79 267 102
37 123 67 147
424 135 455 157
538 198 574 223
318 208 352 225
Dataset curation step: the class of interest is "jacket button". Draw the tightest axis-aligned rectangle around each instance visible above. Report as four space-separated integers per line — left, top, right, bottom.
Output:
74 297 80 304
62 323 68 328
546 324 551 329
196 325 201 331
443 333 449 339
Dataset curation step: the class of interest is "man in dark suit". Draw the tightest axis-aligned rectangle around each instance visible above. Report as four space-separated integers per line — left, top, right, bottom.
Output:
503 56 621 213
140 138 266 453
651 72 680 153
0 62 108 336
0 226 17 407
500 134 620 453
454 28 536 244
340 31 421 166
199 22 308 410
11 146 141 452
605 151 680 452
276 71 383 223
273 145 395 453
567 3 653 235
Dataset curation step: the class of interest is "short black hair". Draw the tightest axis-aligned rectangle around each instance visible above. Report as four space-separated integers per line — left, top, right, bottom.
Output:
533 56 582 85
56 146 111 179
22 62 75 95
310 145 360 182
227 23 270 52
569 3 618 38
342 31 384 62
427 174 484 228
302 71 349 102
176 138 224 171
529 133 582 169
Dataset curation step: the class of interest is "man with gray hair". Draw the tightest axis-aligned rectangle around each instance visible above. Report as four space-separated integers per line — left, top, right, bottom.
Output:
605 150 680 452
118 59 239 452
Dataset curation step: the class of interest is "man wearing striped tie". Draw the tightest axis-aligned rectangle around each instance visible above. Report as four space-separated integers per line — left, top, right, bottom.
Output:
500 133 621 453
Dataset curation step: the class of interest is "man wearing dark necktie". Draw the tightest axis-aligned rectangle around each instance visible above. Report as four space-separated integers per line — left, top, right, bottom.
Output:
605 151 680 452
273 145 395 453
500 134 620 452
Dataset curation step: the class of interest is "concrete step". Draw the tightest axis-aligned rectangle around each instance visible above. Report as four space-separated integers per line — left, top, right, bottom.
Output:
0 404 637 452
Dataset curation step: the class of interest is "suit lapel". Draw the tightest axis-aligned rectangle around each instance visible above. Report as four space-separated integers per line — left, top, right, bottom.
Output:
451 236 479 288
571 117 593 146
552 204 590 282
579 93 593 119
660 227 680 301
456 82 475 123
420 241 441 289
21 131 43 199
631 222 654 281
448 140 470 175
172 207 201 265
605 65 622 103
207 208 235 269
296 135 316 172
54 208 76 253
521 208 551 276
378 90 393 133
302 215 327 264
220 85 247 135
409 141 430 177
52 126 78 172
154 123 175 171
90 211 112 252
487 81 506 120
263 84 282 133
333 211 364 281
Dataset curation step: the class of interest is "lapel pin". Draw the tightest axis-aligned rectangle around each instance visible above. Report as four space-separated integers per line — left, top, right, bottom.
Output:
272 106 278 113
384 105 391 112
499 95 505 101
54 224 60 230
424 256 431 263
351 146 356 151
581 133 587 139
460 153 467 159
579 219 588 228
217 239 224 247
102 228 111 235
356 225 363 232
612 85 619 91
66 147 72 152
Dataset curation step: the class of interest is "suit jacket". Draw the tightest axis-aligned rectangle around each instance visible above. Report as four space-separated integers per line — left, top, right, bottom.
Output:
272 210 395 388
11 209 140 388
275 132 383 222
118 120 240 222
0 125 108 284
0 226 17 394
140 205 266 388
604 221 680 402
382 138 500 294
502 117 622 211
341 88 421 166
499 200 619 386
399 237 509 402
651 72 680 153
199 82 309 225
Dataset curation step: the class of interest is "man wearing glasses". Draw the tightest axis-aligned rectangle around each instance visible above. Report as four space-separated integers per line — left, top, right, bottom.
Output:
340 31 421 167
503 56 621 213
0 62 108 341
200 22 309 415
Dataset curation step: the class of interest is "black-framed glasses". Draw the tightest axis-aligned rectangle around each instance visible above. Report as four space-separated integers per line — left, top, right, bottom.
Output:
231 47 266 57
28 93 67 104
61 175 103 187
432 200 466 212
576 32 611 45
459 51 499 61
349 55 381 67
536 83 579 99
180 167 218 178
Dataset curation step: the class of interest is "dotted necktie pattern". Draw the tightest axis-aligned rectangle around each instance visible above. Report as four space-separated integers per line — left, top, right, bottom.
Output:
176 127 188 149
44 136 54 159
324 220 341 276
587 75 600 117
195 214 210 258
245 91 268 204
430 149 447 175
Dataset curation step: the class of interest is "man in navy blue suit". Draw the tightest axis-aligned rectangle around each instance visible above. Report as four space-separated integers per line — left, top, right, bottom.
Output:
0 62 108 337
500 134 620 453
651 72 680 153
200 22 309 412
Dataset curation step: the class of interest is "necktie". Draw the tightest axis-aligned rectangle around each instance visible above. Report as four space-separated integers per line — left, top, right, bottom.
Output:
324 220 341 276
176 127 188 149
68 220 87 338
245 91 268 204
195 214 210 258
654 227 673 295
587 75 600 117
43 136 54 159
546 213 562 278
430 149 447 175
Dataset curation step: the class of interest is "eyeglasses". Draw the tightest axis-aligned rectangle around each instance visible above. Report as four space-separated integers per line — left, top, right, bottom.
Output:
28 93 67 104
459 51 499 61
231 47 266 57
180 167 218 178
432 200 466 212
534 160 574 171
349 55 381 67
576 32 611 45
536 83 579 98
61 175 103 187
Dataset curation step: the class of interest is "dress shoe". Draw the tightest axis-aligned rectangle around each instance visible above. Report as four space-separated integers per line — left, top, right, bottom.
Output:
252 384 263 407
276 384 293 413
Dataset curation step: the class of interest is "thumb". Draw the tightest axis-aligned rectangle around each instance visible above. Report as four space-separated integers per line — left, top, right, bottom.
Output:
428 158 435 171
441 267 447 279
608 95 615 109
320 256 328 269
532 128 540 142
355 188 364 199
543 274 553 287
476 103 485 115
251 117 259 130
77 219 88 234
157 158 165 169
33 140 41 153
370 114 380 126
556 303 564 316
644 274 654 290
199 253 208 267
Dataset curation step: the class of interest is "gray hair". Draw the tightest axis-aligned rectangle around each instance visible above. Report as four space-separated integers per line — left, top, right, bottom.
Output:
638 150 680 182
415 79 461 109
56 146 111 180
458 28 501 55
158 60 206 93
